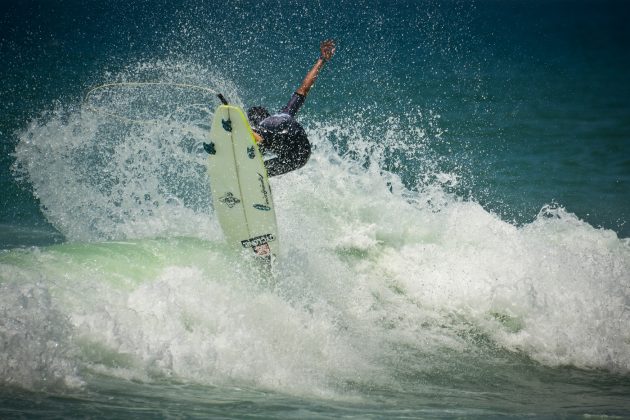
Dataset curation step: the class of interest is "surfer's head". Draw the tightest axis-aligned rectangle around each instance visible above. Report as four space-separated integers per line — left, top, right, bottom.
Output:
247 106 271 128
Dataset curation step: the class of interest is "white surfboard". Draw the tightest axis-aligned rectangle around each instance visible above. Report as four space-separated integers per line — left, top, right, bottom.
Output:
205 104 279 261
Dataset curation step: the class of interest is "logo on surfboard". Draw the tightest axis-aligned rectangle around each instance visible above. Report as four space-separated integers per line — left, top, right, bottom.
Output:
241 233 276 248
257 173 270 206
219 192 241 208
203 142 216 155
247 146 255 159
253 204 271 211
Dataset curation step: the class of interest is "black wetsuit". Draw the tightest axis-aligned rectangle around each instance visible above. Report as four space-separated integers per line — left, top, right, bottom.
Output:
252 93 311 177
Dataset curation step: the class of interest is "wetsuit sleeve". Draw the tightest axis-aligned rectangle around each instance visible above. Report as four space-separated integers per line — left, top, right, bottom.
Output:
280 92 306 117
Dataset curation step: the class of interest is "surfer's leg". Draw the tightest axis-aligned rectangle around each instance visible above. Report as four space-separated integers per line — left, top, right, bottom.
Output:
264 133 311 177
263 157 286 177
258 114 311 177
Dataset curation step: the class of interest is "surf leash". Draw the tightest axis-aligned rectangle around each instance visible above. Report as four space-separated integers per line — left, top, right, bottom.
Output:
83 82 222 125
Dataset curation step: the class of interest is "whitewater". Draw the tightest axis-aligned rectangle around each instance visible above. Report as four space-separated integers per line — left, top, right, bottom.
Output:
2 63 629 412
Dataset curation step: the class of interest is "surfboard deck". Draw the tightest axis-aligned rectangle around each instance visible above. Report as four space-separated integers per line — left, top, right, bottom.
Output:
205 104 279 262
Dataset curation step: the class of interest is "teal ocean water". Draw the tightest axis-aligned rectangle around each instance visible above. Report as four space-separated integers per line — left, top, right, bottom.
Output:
1 0 630 417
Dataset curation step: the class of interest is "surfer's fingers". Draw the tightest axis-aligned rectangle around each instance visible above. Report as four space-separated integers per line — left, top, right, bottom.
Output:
320 39 336 60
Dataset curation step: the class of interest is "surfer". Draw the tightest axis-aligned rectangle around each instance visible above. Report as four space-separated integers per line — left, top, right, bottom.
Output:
247 39 336 177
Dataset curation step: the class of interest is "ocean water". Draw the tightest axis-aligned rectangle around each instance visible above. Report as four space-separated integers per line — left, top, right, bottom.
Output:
1 0 630 417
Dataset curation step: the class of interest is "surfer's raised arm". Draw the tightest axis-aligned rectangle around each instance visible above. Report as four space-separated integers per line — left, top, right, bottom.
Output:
295 39 336 97
247 39 336 177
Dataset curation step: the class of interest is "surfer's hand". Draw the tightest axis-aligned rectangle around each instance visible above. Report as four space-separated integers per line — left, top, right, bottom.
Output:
320 39 336 61
297 40 336 96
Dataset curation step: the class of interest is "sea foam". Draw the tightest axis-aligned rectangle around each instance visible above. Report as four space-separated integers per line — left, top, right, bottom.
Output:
4 61 629 395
